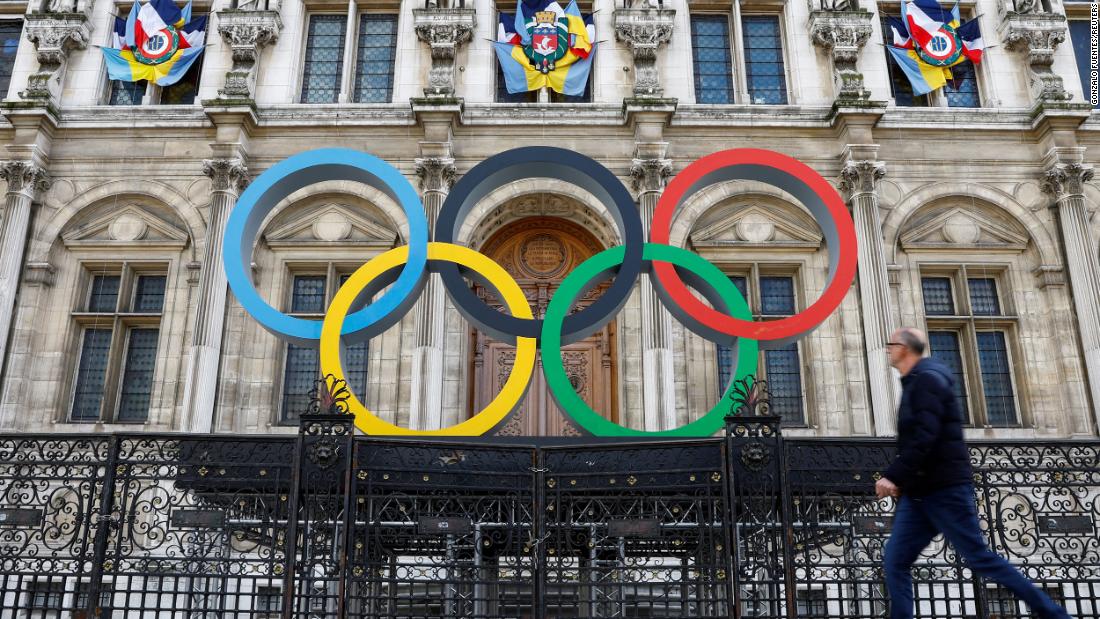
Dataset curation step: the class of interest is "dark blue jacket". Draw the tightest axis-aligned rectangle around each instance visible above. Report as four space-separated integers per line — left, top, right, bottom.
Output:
884 357 974 495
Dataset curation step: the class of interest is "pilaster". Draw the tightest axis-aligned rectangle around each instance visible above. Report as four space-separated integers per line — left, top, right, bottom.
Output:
839 149 896 436
1041 148 1100 433
180 155 248 433
413 7 476 99
215 9 283 100
0 161 50 398
1000 7 1072 103
21 10 90 102
808 8 874 102
613 5 676 98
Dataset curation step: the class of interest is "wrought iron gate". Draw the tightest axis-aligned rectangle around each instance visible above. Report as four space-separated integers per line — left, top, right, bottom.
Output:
0 412 1097 618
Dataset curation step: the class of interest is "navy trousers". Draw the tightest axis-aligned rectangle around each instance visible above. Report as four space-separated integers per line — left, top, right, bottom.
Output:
883 483 1071 619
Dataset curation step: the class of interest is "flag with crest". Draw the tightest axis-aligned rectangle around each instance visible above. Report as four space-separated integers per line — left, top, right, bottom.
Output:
101 0 206 86
494 0 596 96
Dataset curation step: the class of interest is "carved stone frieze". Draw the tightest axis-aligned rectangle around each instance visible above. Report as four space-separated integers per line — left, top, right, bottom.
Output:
630 158 672 193
413 8 476 99
839 159 886 198
21 12 90 101
414 157 457 193
1001 11 1071 102
614 7 676 98
0 161 52 197
202 158 249 194
1041 162 1094 199
808 10 874 102
216 9 283 99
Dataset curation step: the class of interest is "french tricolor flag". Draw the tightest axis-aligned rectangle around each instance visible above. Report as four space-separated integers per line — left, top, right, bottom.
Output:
887 16 912 49
903 0 957 49
957 19 985 64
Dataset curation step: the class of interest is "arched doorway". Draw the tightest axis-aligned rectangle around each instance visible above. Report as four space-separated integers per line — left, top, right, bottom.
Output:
469 217 618 436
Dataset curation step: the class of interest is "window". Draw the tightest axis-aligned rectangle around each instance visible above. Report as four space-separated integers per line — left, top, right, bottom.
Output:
257 585 282 617
796 589 827 615
742 16 787 104
107 16 206 105
281 270 369 423
74 582 113 613
27 581 64 610
301 13 398 104
881 13 979 107
1068 20 1098 108
717 271 806 425
691 15 735 104
921 269 1020 427
70 267 166 422
691 9 788 105
0 20 22 98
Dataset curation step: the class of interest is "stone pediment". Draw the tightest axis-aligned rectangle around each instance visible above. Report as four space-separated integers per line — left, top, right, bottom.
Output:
61 205 189 249
900 207 1029 252
264 204 398 247
690 204 822 249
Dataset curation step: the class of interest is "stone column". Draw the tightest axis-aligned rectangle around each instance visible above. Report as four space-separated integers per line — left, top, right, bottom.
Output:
808 7 874 102
840 156 897 436
1000 8 1072 103
613 5 675 98
215 9 283 100
1042 158 1100 431
21 11 90 102
180 158 248 433
408 157 455 431
631 157 677 431
0 161 49 379
413 7 476 99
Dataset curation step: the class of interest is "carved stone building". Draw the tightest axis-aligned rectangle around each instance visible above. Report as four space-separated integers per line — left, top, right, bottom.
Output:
0 0 1098 442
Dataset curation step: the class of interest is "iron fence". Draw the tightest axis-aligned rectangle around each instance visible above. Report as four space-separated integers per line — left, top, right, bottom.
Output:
0 414 1096 618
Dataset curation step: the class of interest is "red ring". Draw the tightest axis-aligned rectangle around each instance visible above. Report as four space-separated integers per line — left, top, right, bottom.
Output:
650 149 857 341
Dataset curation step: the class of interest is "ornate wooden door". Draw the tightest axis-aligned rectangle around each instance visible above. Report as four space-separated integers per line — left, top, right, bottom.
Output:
469 218 617 436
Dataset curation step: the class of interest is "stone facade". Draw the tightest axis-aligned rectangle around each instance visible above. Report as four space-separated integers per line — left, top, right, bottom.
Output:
0 0 1097 441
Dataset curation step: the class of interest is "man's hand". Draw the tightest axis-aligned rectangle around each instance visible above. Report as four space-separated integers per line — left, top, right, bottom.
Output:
875 477 900 499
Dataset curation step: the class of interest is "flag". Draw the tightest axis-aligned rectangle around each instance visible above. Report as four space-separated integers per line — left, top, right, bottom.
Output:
494 0 596 96
957 19 984 63
103 0 206 86
887 1 982 96
887 45 944 95
887 16 912 49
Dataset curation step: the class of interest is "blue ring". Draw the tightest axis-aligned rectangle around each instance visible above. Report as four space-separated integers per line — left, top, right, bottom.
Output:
223 148 428 346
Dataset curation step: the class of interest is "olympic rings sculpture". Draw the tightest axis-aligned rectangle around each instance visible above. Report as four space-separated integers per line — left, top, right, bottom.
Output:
224 146 858 437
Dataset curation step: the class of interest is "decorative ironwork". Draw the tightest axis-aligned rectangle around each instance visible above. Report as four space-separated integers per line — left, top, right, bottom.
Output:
0 430 1095 618
727 374 771 419
306 373 352 417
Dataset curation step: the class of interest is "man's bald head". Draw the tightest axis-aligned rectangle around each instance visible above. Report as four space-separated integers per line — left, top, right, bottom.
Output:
894 327 927 356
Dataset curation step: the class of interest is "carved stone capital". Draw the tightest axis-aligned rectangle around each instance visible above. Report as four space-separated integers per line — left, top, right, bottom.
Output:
630 158 672 193
1033 265 1066 288
202 159 249 194
839 160 886 198
1001 12 1071 102
614 7 676 98
23 262 56 287
413 8 476 99
216 9 283 99
808 10 874 102
1041 162 1094 199
21 12 90 101
415 157 457 193
0 161 51 198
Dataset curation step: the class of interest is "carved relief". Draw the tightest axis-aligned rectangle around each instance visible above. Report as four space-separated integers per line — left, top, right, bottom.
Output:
472 217 617 436
1001 12 1072 102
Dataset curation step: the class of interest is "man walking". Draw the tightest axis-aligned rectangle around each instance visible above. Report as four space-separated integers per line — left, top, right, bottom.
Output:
878 327 1071 619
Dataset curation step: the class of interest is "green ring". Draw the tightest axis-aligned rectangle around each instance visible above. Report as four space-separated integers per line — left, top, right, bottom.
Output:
541 243 758 437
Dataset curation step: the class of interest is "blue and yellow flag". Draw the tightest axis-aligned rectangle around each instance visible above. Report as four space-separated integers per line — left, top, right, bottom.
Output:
495 0 596 96
101 0 205 87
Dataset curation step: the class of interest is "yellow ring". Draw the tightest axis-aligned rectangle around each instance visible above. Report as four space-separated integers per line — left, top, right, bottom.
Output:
321 242 536 436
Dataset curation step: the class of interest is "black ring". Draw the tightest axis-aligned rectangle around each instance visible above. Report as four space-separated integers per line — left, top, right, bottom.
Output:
435 147 644 345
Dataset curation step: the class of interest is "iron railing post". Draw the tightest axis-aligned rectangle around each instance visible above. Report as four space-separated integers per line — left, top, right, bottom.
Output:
533 446 547 619
83 434 121 618
336 430 356 618
281 430 305 619
774 425 798 618
722 424 742 617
